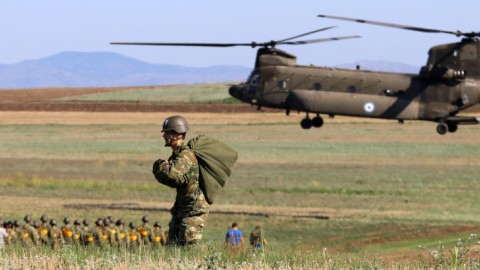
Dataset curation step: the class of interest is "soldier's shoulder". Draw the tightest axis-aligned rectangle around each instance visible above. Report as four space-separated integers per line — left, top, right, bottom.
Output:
178 148 197 162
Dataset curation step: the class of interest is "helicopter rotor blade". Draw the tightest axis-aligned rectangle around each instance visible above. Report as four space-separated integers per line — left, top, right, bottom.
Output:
276 26 337 43
318 14 463 37
111 26 360 49
280 35 361 45
110 42 256 47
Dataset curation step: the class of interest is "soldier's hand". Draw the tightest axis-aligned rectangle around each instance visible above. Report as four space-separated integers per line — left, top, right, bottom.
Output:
152 159 166 173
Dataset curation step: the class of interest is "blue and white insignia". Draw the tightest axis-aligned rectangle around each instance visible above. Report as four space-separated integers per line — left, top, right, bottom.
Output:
364 102 375 113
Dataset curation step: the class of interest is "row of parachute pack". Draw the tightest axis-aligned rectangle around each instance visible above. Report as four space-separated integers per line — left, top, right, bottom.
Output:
1 214 167 249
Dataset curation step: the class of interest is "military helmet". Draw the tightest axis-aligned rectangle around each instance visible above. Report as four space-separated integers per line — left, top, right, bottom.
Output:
74 219 81 226
5 221 12 228
40 215 48 223
142 215 149 223
154 222 161 228
83 219 89 226
103 218 111 226
95 219 104 227
13 220 20 227
32 221 39 229
129 222 136 229
116 219 124 226
50 219 57 226
161 115 189 134
64 217 70 224
24 215 32 223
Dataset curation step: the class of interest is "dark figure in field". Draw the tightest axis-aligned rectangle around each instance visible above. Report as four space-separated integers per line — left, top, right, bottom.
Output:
250 225 267 249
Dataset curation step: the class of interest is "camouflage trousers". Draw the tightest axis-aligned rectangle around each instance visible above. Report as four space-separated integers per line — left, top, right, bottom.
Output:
167 212 208 247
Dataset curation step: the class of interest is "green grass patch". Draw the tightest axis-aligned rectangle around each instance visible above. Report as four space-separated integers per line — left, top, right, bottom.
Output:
55 83 237 103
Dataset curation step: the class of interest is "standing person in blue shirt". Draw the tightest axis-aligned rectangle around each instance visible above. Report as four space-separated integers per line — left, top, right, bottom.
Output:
225 222 245 246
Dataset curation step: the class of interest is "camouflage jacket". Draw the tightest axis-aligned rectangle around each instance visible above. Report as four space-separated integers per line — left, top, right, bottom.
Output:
153 142 209 219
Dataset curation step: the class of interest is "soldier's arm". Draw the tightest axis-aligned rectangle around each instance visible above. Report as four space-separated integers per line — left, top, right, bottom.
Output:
153 151 194 188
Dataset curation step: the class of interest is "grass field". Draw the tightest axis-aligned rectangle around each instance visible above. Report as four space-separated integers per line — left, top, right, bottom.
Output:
1 108 480 268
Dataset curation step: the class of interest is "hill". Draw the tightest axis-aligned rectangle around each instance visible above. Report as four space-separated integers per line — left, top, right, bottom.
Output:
0 52 423 89
0 52 251 89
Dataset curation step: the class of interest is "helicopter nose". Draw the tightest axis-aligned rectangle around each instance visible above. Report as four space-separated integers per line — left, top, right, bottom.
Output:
229 85 244 101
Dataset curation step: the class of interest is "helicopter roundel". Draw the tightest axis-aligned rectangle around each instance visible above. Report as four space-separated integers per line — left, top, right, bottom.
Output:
364 102 375 114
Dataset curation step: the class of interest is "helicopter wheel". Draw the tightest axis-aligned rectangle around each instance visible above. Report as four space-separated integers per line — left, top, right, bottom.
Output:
436 123 448 135
300 118 313 129
312 116 324 128
448 124 458 133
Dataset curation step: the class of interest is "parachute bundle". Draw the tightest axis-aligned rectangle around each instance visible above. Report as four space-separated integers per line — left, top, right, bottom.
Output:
187 135 238 204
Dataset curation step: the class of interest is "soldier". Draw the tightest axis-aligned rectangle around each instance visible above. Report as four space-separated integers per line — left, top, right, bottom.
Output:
32 221 41 244
128 222 142 250
82 219 94 246
73 219 83 245
61 217 75 245
137 215 154 246
115 219 130 249
92 219 105 247
38 215 50 245
102 218 116 247
8 220 20 245
20 215 38 247
0 219 8 250
153 222 167 246
48 219 64 249
249 225 267 249
152 115 209 247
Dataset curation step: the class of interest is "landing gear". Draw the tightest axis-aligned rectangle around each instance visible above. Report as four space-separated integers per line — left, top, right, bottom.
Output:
448 124 458 133
436 123 458 135
436 123 447 135
300 113 324 129
312 116 324 128
300 118 312 129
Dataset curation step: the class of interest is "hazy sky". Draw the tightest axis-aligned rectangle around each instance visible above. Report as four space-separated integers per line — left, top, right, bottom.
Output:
2 1 479 68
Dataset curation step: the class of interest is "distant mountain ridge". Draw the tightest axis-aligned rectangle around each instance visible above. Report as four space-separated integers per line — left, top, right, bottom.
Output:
0 52 421 89
0 52 252 89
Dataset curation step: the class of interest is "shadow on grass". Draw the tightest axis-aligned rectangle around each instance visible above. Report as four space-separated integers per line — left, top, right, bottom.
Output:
64 202 329 220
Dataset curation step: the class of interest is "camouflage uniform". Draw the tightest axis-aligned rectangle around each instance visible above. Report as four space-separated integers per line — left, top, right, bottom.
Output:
153 142 209 247
92 225 105 247
20 223 38 247
48 223 64 249
250 226 266 249
128 226 142 250
61 219 76 245
137 222 154 246
153 224 167 247
102 221 116 247
38 222 50 245
73 221 83 245
115 221 130 249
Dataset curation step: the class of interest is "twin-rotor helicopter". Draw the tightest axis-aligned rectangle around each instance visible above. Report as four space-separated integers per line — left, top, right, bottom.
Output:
112 15 480 135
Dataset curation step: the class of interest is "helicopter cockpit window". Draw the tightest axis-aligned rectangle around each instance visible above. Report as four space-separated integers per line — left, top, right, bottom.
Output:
278 80 287 91
247 72 261 85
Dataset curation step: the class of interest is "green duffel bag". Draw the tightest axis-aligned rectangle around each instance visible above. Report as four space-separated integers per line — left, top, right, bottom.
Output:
187 135 238 204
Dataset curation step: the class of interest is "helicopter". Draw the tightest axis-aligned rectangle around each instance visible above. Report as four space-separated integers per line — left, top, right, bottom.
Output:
112 15 480 135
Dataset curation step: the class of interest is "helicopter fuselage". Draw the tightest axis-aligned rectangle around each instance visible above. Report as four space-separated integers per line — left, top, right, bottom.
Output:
229 43 480 134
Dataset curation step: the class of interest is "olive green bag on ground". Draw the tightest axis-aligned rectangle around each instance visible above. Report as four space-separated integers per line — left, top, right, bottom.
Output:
187 135 238 204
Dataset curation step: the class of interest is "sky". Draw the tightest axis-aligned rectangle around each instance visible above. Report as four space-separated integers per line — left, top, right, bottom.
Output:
2 1 480 69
